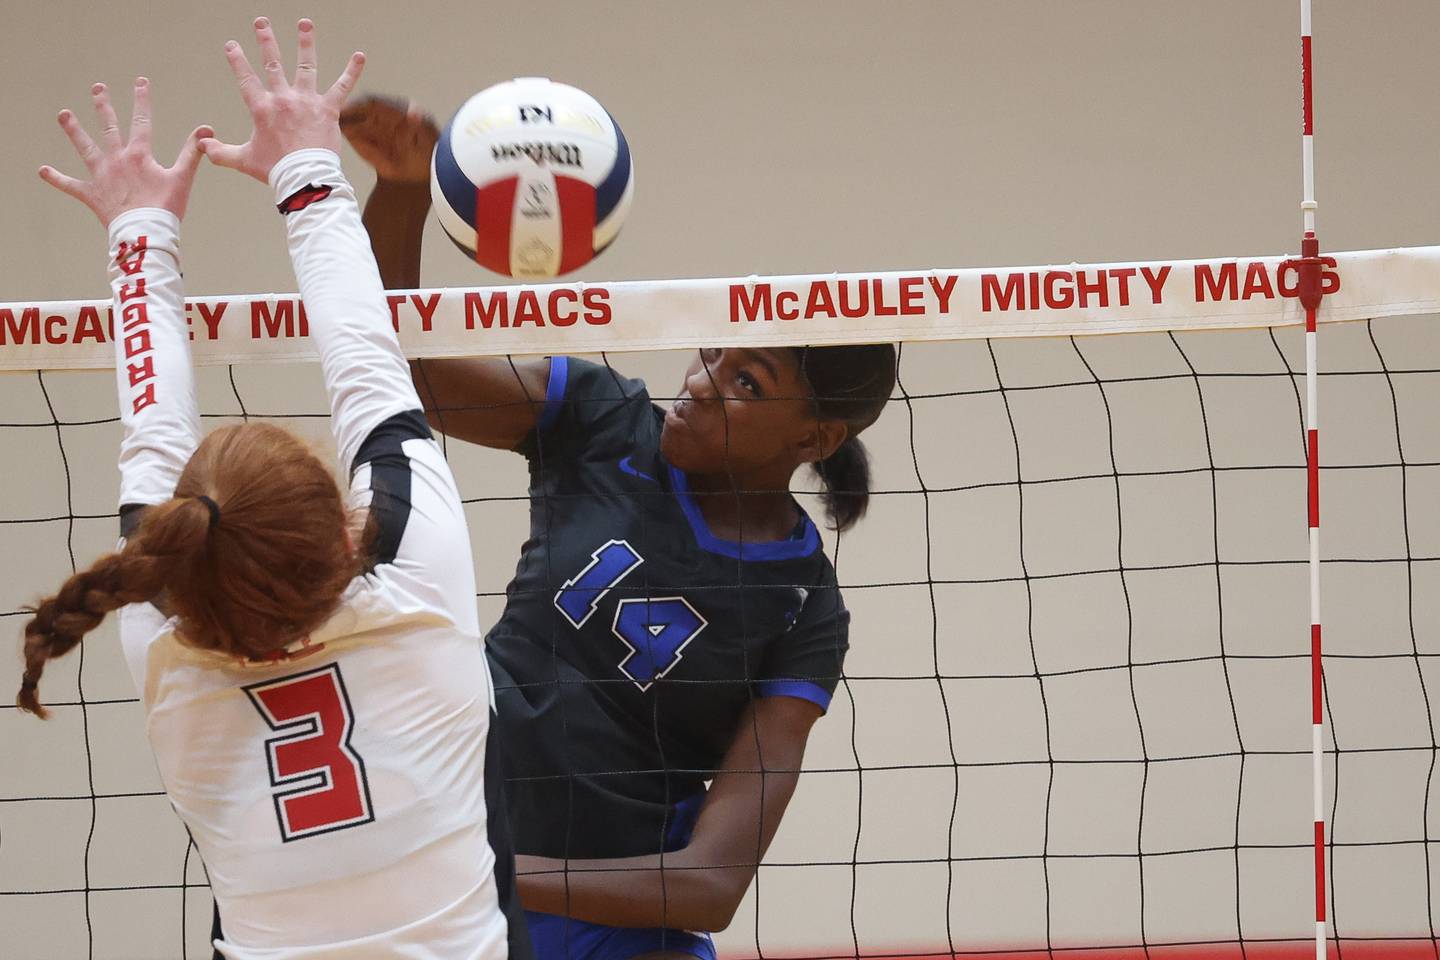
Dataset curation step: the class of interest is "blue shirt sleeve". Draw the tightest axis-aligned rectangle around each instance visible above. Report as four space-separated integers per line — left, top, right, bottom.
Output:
517 356 651 462
756 582 850 713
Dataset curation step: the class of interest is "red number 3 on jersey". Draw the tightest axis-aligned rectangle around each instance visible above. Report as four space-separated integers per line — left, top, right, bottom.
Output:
244 663 376 842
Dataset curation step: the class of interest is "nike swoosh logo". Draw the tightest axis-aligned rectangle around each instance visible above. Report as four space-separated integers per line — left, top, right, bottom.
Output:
276 183 334 215
619 456 656 483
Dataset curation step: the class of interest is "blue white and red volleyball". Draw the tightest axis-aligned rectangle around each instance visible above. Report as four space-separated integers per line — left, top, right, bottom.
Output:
430 78 634 279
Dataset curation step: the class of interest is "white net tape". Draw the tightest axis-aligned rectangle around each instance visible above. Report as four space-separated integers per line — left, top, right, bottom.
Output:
3 252 1440 958
2 246 1438 370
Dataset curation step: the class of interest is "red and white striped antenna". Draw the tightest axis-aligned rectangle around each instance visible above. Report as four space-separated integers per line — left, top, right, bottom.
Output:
1287 2 1331 958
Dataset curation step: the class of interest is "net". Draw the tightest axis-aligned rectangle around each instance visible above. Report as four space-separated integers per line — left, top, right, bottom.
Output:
2 256 1440 959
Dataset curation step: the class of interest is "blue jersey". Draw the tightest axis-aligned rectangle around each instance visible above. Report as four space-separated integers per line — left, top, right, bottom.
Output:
486 357 850 860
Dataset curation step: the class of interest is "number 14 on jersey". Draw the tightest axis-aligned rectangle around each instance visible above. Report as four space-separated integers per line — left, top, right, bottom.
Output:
553 539 709 691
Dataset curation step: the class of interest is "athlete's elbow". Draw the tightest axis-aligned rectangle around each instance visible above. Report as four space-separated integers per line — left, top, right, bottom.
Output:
704 900 743 935
680 901 737 934
682 869 751 933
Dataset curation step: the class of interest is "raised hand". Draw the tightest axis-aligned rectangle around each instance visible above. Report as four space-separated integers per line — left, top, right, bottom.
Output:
38 78 211 228
201 17 365 182
339 95 439 184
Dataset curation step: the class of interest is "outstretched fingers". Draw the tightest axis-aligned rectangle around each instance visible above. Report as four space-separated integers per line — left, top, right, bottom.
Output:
223 39 265 111
294 18 318 92
208 20 357 180
171 124 214 183
91 83 123 152
43 80 210 224
129 77 152 150
56 109 101 172
253 17 289 91
324 51 365 108
197 135 248 172
37 164 89 203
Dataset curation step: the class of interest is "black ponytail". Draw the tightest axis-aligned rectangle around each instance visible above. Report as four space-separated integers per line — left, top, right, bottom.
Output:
792 342 896 533
812 436 872 532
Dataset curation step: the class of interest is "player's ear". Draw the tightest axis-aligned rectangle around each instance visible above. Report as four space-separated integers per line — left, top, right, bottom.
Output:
797 419 848 465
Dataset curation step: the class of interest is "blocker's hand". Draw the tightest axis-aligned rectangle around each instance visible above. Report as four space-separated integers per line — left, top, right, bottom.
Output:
340 94 439 184
201 17 365 182
38 78 211 228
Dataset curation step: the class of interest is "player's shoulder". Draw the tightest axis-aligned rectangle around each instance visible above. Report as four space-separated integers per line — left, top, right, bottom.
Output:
721 517 846 626
558 356 652 407
789 539 847 612
544 356 660 455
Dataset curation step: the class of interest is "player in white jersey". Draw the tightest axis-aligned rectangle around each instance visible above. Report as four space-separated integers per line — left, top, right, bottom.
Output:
19 19 522 960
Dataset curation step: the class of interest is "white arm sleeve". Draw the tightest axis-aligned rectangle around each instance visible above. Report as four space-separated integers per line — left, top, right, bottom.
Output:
109 208 200 509
269 150 477 633
269 148 422 473
109 208 198 672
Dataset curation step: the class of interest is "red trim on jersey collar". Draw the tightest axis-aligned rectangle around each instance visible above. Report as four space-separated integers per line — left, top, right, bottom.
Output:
240 635 328 667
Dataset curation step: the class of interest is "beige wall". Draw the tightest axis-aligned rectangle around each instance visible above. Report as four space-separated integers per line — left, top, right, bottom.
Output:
3 3 1440 958
5 1 1440 294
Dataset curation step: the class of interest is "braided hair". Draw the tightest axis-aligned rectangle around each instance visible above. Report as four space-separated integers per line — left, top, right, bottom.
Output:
17 422 360 718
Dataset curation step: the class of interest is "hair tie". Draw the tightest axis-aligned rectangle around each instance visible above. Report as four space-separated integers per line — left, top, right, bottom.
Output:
196 495 221 529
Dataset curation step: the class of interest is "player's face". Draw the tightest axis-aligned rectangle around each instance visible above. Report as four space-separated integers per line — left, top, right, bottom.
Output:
661 348 822 479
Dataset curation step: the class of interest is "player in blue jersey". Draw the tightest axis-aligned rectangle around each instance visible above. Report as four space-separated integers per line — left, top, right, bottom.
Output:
343 96 896 960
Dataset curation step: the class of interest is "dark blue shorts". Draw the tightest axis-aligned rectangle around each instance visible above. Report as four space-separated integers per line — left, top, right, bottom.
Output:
525 909 717 960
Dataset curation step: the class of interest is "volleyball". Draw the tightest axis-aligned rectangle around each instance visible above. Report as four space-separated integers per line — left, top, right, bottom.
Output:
430 78 634 279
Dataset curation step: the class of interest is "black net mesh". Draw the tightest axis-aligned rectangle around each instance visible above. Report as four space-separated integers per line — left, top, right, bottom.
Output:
3 319 1440 958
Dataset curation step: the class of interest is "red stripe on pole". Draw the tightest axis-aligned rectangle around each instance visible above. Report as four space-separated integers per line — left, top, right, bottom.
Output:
1302 36 1314 135
1308 429 1320 528
1312 624 1323 724
1315 820 1327 921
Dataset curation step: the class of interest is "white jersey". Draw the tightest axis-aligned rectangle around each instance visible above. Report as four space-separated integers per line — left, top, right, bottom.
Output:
108 150 508 959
